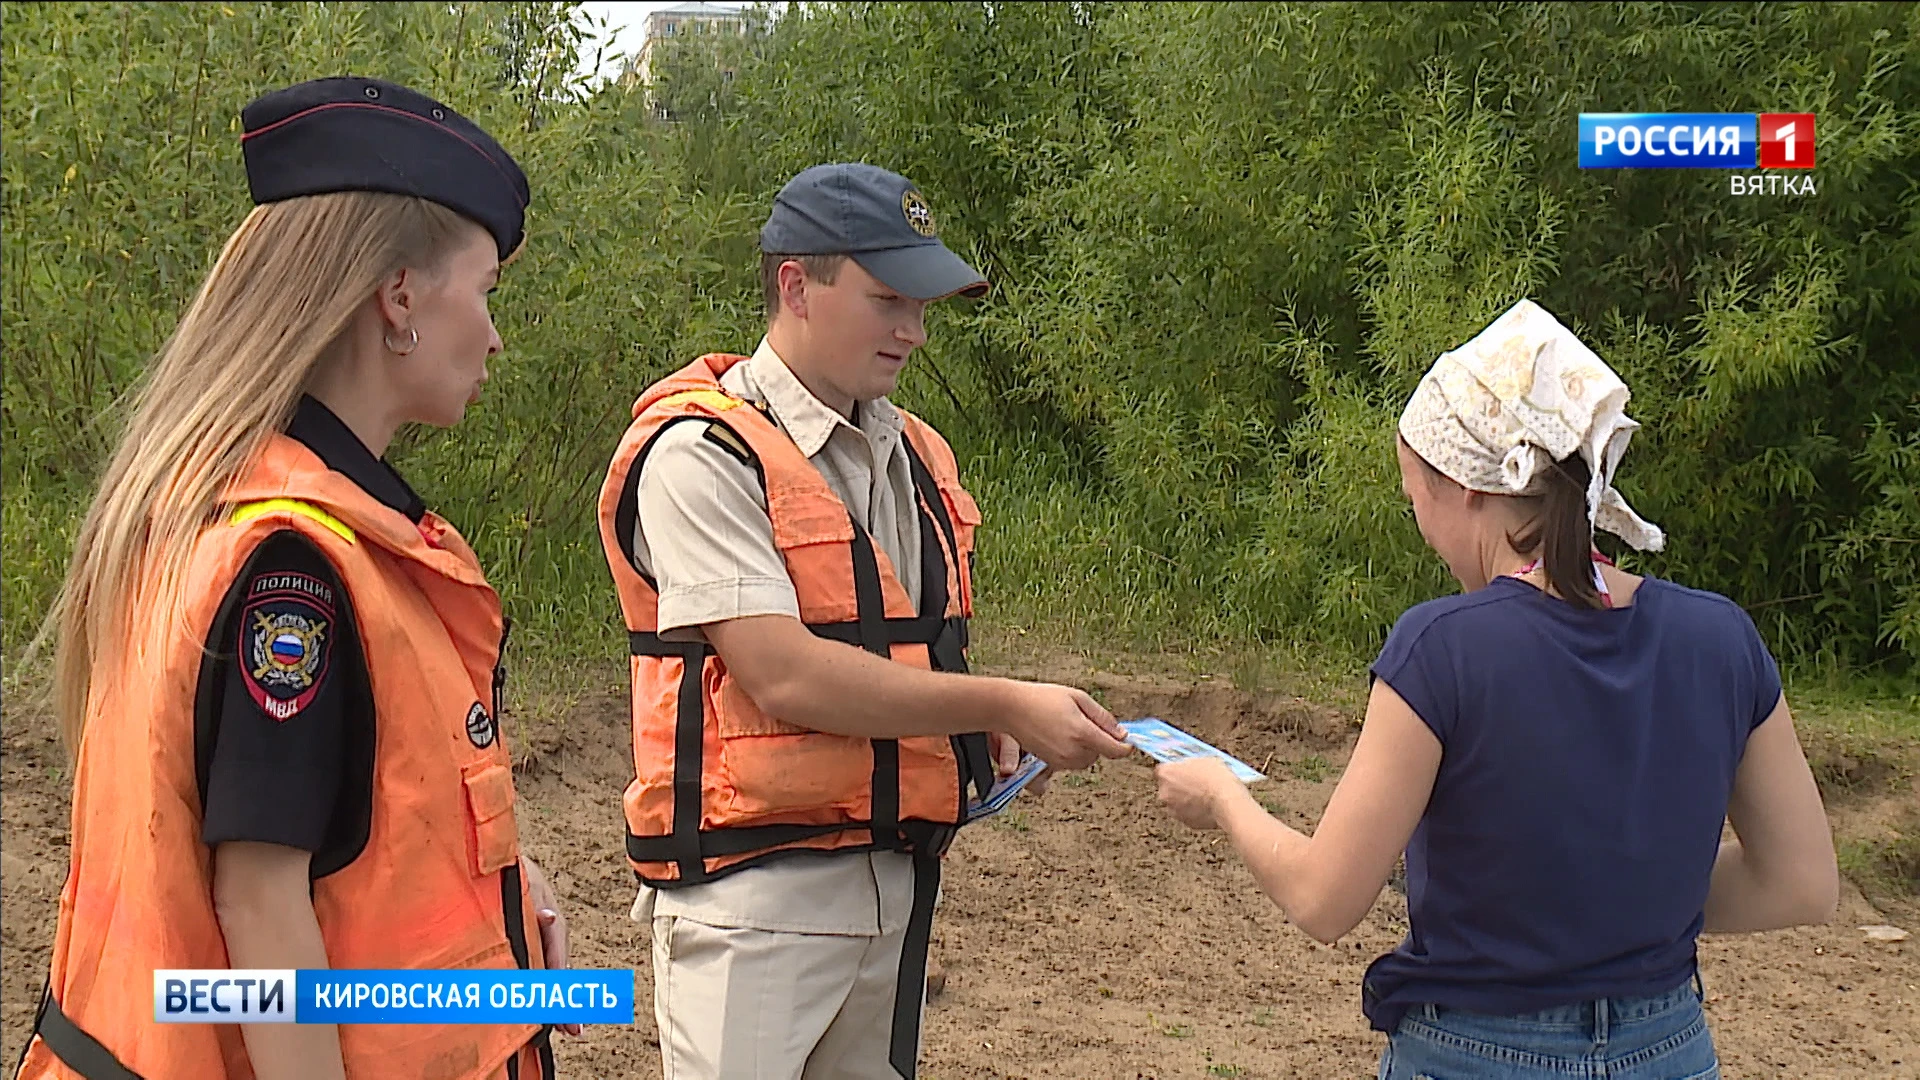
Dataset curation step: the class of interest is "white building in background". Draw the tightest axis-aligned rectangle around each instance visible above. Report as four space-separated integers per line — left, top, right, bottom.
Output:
622 2 748 92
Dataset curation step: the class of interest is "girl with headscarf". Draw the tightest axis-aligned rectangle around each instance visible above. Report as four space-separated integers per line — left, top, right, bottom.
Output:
1155 299 1838 1079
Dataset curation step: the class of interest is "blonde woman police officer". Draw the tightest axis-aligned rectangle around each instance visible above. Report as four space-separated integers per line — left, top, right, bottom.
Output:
18 77 568 1080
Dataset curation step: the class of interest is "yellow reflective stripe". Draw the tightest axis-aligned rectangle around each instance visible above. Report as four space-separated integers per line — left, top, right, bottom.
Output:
657 389 742 413
228 498 356 543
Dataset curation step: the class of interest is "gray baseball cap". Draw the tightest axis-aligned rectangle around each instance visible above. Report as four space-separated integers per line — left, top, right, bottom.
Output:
759 163 989 301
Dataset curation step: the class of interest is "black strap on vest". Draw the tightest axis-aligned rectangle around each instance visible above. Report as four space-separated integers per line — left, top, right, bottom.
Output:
506 1027 556 1080
849 519 906 852
893 441 985 1080
669 637 710 880
500 862 558 1079
890 839 944 1079
501 834 532 967
26 983 145 1080
899 439 994 808
903 440 958 590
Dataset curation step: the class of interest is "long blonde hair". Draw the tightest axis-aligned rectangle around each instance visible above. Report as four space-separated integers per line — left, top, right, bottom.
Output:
44 192 474 755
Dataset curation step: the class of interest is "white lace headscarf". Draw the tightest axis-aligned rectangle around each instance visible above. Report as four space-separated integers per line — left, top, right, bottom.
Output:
1397 299 1664 552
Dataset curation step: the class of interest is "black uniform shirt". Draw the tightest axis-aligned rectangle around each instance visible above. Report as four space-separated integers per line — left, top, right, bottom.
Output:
196 396 426 877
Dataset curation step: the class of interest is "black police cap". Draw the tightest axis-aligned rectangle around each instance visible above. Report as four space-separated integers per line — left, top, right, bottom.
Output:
241 77 529 261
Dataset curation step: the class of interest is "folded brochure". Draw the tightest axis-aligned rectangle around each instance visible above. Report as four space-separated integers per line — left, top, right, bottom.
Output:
1120 717 1265 782
965 753 1049 823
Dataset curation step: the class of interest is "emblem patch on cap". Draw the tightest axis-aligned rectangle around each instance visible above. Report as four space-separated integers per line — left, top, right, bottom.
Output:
466 702 496 748
901 189 937 238
239 573 335 721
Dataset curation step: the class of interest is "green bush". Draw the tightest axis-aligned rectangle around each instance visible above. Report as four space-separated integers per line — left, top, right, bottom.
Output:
690 1 1920 669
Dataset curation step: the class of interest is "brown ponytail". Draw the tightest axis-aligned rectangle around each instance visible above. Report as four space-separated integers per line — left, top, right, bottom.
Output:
1510 453 1605 610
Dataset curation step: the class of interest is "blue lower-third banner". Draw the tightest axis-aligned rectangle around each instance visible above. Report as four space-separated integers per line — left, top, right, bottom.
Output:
154 969 634 1025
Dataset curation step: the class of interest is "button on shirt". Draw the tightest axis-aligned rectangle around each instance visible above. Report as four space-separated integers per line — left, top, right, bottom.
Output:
628 338 924 935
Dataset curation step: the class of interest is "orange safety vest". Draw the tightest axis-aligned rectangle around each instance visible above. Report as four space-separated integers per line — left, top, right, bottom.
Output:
16 436 553 1080
596 353 998 887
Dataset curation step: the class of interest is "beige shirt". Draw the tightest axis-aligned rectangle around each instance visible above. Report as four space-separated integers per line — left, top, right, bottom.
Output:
632 337 924 635
628 337 923 935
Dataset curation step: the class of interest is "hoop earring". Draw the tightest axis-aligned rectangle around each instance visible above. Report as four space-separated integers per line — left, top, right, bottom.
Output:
384 326 419 356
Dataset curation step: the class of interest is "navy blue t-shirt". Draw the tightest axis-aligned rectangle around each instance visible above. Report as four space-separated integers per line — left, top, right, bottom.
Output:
1361 575 1783 1032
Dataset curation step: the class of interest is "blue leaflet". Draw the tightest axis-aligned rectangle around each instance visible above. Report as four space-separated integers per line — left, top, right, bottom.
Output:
1120 717 1265 782
964 753 1049 823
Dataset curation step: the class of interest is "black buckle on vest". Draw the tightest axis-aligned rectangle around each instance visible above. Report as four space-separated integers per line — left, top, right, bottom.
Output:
901 821 958 858
930 616 969 674
927 823 958 857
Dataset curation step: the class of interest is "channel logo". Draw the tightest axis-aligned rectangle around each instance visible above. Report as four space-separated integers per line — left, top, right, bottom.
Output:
154 970 294 1023
154 968 634 1025
1579 113 1814 169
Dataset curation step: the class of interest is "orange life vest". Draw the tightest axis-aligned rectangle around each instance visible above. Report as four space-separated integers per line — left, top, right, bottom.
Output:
17 436 552 1080
596 353 997 887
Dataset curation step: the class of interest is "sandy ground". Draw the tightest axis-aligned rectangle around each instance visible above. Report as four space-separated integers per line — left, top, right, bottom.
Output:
4 646 1916 1078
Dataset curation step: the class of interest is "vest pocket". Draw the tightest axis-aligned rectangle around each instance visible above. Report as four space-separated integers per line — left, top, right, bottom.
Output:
461 761 520 876
713 675 810 738
710 680 867 814
715 731 870 816
938 481 980 613
940 482 981 532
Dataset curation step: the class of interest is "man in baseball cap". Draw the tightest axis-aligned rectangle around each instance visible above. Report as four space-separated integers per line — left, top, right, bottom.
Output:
594 164 1131 1079
760 162 989 301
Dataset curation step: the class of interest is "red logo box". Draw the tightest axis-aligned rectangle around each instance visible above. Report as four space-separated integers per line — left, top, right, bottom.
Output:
1758 113 1815 169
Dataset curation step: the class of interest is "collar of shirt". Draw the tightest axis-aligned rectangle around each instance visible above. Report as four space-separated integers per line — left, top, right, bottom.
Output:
736 337 906 459
286 394 428 524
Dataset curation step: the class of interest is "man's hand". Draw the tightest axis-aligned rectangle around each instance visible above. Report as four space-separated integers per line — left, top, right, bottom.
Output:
998 681 1132 772
988 732 1051 796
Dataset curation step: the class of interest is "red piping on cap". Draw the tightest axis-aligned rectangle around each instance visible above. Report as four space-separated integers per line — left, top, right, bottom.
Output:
242 101 525 209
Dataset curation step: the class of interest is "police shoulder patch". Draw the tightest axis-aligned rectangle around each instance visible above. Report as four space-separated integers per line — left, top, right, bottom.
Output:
237 570 336 722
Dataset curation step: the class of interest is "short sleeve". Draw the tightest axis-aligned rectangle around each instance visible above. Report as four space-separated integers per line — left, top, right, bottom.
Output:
633 420 801 635
1733 606 1785 733
1369 607 1459 744
200 531 371 857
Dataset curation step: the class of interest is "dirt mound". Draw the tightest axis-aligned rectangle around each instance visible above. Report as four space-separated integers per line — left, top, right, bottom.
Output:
1806 730 1909 808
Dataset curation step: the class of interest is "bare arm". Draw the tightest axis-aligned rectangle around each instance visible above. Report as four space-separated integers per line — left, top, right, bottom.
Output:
1702 696 1839 933
1158 678 1440 944
703 614 1131 770
212 842 345 1080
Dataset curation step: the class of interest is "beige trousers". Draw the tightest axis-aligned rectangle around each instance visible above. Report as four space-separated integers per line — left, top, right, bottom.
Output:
647 874 926 1080
651 914 920 1079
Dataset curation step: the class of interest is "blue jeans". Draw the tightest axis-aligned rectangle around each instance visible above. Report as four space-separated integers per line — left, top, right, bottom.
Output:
1377 977 1718 1079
